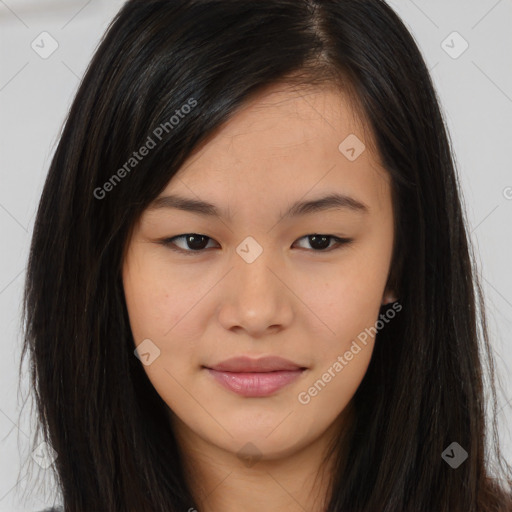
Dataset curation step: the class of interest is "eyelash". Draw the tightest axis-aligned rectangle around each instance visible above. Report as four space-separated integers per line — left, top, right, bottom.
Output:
160 233 353 255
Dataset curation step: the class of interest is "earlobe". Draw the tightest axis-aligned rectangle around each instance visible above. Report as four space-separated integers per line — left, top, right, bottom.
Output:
381 291 398 306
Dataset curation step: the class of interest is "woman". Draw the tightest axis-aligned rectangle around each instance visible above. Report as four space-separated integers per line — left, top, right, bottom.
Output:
22 0 512 510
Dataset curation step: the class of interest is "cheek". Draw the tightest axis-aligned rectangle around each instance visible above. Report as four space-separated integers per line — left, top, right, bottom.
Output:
122 252 210 390
294 263 385 422
297 235 393 401
302 249 391 344
123 248 204 341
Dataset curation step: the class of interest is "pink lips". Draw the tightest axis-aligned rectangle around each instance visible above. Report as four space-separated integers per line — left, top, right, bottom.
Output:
205 356 307 397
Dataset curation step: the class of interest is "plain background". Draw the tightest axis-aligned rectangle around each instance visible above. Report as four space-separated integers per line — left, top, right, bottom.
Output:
0 0 511 510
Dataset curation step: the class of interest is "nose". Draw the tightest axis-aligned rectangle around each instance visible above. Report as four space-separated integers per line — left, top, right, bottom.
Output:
216 246 294 338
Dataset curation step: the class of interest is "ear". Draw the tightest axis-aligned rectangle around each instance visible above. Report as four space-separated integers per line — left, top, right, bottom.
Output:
381 289 398 306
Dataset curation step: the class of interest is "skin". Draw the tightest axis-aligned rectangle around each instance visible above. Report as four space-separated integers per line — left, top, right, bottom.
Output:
122 82 397 512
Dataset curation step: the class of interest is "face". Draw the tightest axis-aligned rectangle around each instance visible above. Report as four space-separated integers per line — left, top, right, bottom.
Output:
122 82 396 463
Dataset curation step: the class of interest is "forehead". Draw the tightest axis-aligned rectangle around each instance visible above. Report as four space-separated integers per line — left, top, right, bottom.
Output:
181 82 370 167
157 82 390 216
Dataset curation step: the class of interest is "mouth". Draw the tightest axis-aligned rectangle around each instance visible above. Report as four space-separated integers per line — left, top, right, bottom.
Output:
203 356 308 397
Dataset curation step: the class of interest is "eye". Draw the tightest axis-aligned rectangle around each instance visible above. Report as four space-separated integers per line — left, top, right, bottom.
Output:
293 234 353 252
161 234 219 254
160 233 353 255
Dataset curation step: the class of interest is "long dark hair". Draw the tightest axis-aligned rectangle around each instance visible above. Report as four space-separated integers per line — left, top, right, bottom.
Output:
20 0 512 510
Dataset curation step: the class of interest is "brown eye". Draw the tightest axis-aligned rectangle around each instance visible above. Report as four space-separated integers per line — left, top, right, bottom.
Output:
161 233 353 255
293 235 353 252
162 234 218 254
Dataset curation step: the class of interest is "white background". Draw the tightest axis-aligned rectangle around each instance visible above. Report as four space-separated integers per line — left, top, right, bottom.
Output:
0 0 511 510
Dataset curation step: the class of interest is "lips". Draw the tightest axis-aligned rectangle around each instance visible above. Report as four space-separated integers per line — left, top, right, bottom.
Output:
204 356 307 397
207 356 305 373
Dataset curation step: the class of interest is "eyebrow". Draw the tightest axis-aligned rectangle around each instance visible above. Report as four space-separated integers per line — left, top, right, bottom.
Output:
147 192 369 220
